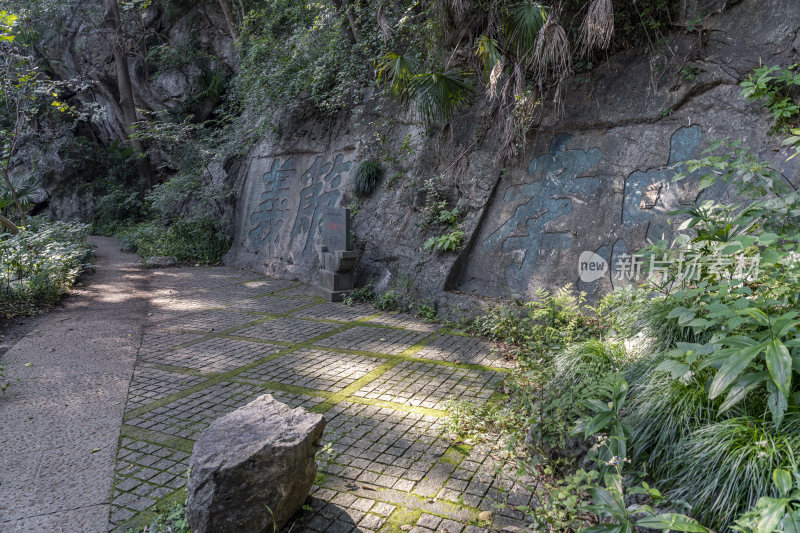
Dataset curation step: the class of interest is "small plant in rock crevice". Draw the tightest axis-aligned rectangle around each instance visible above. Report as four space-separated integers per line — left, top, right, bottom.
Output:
352 160 384 198
419 177 466 255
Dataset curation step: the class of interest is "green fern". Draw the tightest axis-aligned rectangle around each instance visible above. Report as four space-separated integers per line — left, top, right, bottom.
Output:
423 229 464 253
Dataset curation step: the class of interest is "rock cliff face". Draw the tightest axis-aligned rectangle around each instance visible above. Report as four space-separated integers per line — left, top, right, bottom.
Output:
35 1 800 307
23 0 235 218
224 0 800 307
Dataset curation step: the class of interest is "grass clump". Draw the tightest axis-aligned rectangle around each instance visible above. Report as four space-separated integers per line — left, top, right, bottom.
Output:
352 160 384 198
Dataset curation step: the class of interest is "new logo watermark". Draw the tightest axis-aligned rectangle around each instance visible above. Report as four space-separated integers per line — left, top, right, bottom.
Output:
578 251 608 283
575 249 799 284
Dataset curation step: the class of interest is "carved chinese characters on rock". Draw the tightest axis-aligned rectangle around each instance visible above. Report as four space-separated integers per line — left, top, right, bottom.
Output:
246 154 352 262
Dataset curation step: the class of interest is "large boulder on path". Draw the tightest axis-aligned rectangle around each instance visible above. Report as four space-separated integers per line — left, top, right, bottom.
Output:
186 394 325 533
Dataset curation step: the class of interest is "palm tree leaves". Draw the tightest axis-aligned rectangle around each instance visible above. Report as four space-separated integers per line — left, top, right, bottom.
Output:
375 0 618 136
410 70 474 123
376 53 474 123
475 35 502 79
376 53 416 100
0 172 38 210
503 1 548 62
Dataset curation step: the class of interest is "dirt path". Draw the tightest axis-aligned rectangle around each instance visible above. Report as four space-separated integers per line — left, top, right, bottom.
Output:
0 236 150 532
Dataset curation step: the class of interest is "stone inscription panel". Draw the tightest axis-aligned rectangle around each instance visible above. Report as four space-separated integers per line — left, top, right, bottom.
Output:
459 126 708 298
322 207 351 251
243 154 352 265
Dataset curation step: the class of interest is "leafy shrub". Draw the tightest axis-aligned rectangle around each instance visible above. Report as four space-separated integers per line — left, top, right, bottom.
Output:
536 340 627 440
343 283 376 306
416 302 437 320
138 502 189 533
92 185 145 235
740 64 800 128
117 216 229 265
374 289 399 311
352 160 384 198
423 229 464 253
470 286 600 356
0 217 92 317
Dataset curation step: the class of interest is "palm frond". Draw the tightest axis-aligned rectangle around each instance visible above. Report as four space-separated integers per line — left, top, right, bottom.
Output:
475 35 502 79
487 59 505 102
533 13 572 85
410 70 474 123
375 53 417 101
580 0 614 54
504 1 549 62
0 173 39 210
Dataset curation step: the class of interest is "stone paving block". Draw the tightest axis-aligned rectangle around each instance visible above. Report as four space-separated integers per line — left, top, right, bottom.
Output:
352 360 503 410
151 291 283 313
138 330 205 355
239 348 382 392
125 367 208 409
292 302 377 322
315 326 431 355
125 382 321 440
320 402 448 492
239 279 299 292
140 337 281 374
227 294 313 314
150 268 260 290
414 334 515 369
234 317 343 344
154 309 261 333
270 284 320 299
362 313 440 332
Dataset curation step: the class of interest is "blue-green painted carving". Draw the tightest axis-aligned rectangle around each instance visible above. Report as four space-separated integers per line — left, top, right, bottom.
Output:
623 125 703 241
483 134 602 289
291 154 351 257
247 158 295 255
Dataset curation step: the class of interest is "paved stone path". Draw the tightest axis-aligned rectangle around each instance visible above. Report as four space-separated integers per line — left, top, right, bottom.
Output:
2 239 536 533
0 237 149 532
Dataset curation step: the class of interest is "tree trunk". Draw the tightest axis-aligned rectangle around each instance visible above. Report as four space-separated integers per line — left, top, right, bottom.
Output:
331 0 359 44
0 212 19 234
103 0 153 187
0 165 26 228
217 0 238 39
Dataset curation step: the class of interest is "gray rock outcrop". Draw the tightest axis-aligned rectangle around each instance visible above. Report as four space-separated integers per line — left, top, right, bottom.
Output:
186 394 325 533
224 0 800 308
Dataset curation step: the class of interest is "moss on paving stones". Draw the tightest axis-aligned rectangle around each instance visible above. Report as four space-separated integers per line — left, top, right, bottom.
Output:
112 268 520 532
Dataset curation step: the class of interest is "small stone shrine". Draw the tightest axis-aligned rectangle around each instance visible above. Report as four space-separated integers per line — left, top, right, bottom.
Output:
313 207 359 301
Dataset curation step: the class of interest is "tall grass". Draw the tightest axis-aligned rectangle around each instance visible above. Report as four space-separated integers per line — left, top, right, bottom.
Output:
664 415 800 528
